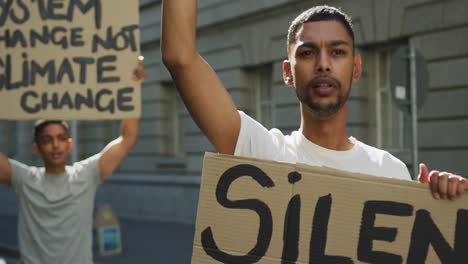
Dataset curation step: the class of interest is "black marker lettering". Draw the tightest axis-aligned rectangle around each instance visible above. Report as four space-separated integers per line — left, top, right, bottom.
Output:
70 27 85 47
10 0 30 25
56 58 75 83
31 59 56 85
47 0 67 20
201 164 274 263
75 89 94 110
407 209 468 263
310 194 353 263
73 57 94 84
0 0 13 26
30 26 50 47
41 92 59 110
95 89 115 113
57 92 74 109
50 26 68 49
117 87 134 111
358 201 413 264
97 55 119 83
282 194 301 264
20 91 40 113
69 0 102 29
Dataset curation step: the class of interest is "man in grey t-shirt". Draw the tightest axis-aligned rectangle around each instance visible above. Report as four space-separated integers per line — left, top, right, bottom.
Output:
0 60 144 264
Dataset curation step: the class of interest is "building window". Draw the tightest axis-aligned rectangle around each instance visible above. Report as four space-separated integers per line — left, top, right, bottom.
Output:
161 82 184 157
245 64 275 128
361 46 411 161
3 121 17 158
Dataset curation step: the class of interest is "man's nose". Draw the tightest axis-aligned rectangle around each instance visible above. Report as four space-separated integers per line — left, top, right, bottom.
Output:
316 51 331 73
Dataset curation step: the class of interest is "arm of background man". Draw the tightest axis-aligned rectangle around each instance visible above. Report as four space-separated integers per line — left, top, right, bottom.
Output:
0 153 12 185
99 118 139 180
161 0 240 155
98 59 144 180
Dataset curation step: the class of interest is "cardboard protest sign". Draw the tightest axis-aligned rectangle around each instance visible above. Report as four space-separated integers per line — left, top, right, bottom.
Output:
192 153 468 263
0 0 141 120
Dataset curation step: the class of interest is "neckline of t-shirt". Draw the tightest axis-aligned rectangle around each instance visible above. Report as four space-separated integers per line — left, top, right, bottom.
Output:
296 132 360 160
42 167 69 180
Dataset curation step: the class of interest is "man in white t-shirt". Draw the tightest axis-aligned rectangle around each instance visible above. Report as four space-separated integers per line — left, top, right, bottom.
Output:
0 59 144 264
160 2 467 199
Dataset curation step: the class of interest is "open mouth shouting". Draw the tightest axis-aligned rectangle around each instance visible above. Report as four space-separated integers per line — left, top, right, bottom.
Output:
50 152 63 160
309 76 341 96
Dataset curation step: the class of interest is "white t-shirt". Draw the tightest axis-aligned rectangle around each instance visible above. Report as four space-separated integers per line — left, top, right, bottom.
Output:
234 112 411 180
9 154 101 264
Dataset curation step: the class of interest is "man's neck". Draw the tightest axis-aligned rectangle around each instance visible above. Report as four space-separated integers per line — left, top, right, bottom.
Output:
300 105 353 151
45 166 66 175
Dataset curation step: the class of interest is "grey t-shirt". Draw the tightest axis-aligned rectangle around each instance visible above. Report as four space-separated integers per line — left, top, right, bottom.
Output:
9 154 101 264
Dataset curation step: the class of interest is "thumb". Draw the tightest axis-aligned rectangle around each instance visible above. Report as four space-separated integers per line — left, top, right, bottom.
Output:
132 56 145 80
418 163 429 183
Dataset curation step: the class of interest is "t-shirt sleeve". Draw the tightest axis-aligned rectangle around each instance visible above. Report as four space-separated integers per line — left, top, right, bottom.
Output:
234 111 286 160
395 159 412 180
73 153 102 187
379 150 412 180
8 159 32 190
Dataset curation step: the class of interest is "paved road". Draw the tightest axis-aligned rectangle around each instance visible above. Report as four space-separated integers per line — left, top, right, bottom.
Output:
0 214 195 264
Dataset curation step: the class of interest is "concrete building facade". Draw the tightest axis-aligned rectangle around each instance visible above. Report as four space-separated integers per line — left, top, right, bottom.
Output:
1 0 467 224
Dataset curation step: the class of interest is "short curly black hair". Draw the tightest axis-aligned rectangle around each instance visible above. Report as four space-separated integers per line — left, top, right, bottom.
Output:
287 5 354 55
33 120 70 143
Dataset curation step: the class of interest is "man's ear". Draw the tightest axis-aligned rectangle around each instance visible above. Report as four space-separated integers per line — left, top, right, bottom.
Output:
33 143 41 156
67 138 73 153
352 54 362 83
283 60 294 86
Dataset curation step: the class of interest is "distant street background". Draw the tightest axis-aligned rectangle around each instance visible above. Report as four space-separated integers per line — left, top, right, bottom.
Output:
0 214 195 264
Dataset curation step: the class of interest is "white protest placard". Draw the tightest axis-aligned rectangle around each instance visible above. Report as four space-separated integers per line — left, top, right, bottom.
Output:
0 0 141 120
192 153 468 263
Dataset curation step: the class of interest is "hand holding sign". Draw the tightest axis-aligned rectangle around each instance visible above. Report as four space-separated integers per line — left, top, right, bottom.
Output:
132 56 145 82
418 163 467 200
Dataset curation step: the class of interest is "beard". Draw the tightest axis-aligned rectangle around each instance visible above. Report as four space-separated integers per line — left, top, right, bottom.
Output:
296 75 351 119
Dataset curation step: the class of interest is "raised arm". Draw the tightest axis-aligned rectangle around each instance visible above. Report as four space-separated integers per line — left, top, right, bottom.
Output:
98 59 144 180
0 153 12 185
99 118 139 180
161 0 240 154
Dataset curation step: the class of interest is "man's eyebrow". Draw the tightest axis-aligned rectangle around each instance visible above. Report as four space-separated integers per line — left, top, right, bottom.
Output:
39 136 52 141
297 40 351 49
329 40 351 47
297 42 319 50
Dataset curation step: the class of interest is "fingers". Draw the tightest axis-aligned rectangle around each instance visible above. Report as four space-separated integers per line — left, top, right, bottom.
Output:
418 163 429 183
438 172 450 200
457 179 465 197
132 56 145 82
460 178 468 195
428 170 440 199
429 170 467 200
421 162 467 200
447 174 459 200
